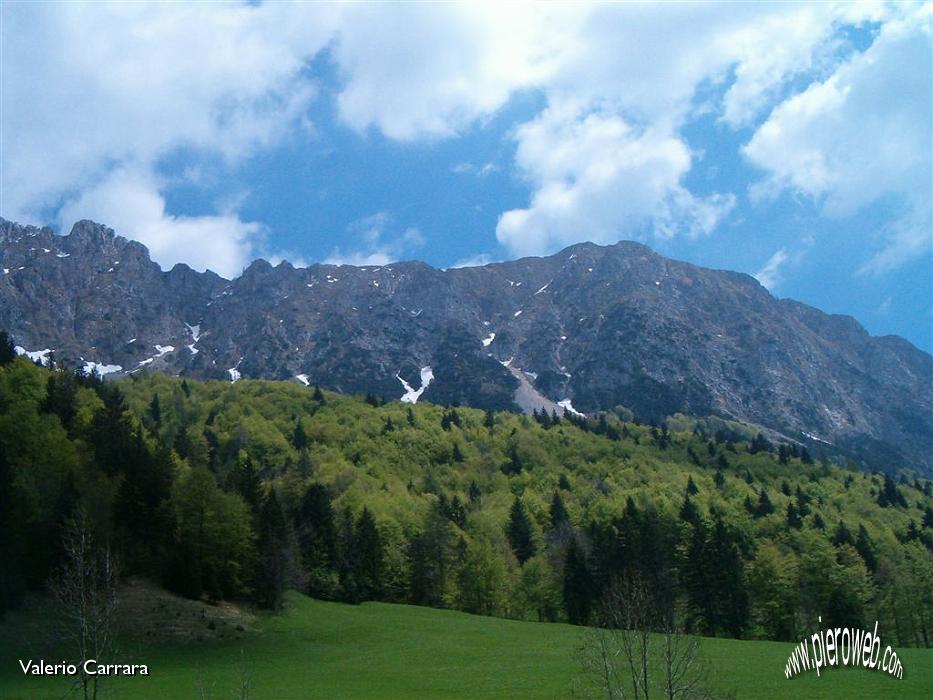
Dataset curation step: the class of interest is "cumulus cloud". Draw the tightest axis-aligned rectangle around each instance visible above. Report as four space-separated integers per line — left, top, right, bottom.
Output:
496 101 735 256
1 1 336 271
743 4 932 273
331 3 574 140
57 169 263 278
3 1 925 274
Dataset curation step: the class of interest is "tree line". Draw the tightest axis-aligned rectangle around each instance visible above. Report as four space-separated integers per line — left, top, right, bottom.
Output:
1 330 931 649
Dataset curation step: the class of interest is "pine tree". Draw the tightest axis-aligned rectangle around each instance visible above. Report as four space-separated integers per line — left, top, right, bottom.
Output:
686 475 699 495
255 490 289 610
855 525 877 572
297 483 337 599
714 470 726 489
312 386 325 402
0 330 15 366
147 393 162 426
507 497 536 564
833 521 854 547
549 491 569 530
292 419 308 450
680 493 701 526
754 488 774 518
785 503 802 529
354 508 383 601
562 537 593 625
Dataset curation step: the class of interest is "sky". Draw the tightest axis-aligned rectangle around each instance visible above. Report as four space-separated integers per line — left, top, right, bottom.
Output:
1 1 931 351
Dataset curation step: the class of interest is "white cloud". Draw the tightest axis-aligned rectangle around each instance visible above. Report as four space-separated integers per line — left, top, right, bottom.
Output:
57 168 262 278
1 1 336 269
496 101 735 256
449 253 495 269
754 249 790 291
331 3 574 140
324 213 424 266
743 4 932 273
451 161 499 177
3 1 925 273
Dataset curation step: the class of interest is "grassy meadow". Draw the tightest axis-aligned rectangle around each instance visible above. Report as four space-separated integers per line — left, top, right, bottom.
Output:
1 589 930 699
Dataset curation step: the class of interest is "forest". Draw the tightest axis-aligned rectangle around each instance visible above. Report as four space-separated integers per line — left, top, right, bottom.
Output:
1 331 931 648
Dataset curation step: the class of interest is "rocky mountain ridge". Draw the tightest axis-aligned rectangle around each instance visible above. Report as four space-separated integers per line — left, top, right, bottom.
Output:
2 217 930 473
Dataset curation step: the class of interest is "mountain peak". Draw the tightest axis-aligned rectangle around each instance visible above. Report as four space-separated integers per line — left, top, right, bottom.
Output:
1 217 929 473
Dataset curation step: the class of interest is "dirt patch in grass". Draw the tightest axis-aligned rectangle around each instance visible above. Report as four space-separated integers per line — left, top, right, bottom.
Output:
114 578 258 645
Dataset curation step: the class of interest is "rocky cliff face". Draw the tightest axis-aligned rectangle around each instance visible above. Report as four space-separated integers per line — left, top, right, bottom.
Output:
2 217 930 473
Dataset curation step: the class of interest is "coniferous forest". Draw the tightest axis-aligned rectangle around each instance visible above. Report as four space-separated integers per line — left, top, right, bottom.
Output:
1 330 931 649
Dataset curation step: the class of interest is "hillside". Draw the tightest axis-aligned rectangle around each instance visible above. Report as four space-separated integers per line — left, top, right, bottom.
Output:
1 217 931 473
1 353 931 654
1 590 931 699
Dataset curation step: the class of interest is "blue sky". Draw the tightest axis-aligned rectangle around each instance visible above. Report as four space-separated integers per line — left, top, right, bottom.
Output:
2 2 931 351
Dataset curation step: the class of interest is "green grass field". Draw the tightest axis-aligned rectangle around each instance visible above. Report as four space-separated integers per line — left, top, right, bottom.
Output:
1 591 930 699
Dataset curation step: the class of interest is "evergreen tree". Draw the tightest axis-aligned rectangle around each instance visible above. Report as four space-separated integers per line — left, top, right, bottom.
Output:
833 521 854 547
292 419 308 450
686 475 699 495
507 497 536 565
855 525 877 573
785 503 802 529
549 491 569 531
409 500 454 607
0 330 15 366
878 474 908 508
297 483 337 599
353 508 383 601
754 488 774 518
229 452 262 517
680 493 701 526
562 537 593 625
40 370 79 434
147 393 162 427
255 490 289 610
714 470 726 489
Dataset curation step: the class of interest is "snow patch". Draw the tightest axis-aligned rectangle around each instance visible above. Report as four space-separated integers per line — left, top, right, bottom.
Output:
802 431 833 445
535 281 551 295
56 252 70 258
187 344 199 355
185 323 201 342
557 399 584 417
513 310 523 317
482 332 496 347
14 346 52 366
397 366 434 403
483 320 490 327
295 374 310 386
127 338 136 344
83 361 122 377
137 358 153 367
154 345 174 357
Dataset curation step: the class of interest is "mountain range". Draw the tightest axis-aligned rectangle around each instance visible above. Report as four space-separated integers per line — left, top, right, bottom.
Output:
1 217 930 473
